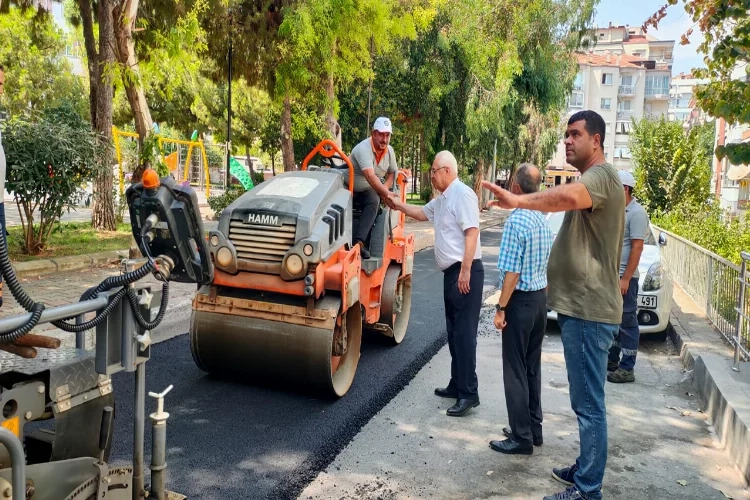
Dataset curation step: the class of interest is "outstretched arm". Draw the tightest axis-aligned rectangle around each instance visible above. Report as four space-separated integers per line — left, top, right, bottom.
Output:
391 198 429 221
482 180 592 213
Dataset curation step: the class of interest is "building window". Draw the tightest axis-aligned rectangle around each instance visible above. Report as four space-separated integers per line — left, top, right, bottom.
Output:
645 75 670 95
616 121 632 135
614 147 632 159
568 92 584 108
572 72 584 91
601 98 612 110
602 73 613 85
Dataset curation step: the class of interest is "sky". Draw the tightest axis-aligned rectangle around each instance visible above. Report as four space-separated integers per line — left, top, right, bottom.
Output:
594 0 704 76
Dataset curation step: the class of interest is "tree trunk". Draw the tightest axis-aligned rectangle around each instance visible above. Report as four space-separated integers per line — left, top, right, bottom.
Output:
89 0 117 231
114 0 154 184
325 72 342 148
77 0 99 128
324 39 342 148
281 95 295 171
419 130 431 198
473 157 484 209
246 144 255 178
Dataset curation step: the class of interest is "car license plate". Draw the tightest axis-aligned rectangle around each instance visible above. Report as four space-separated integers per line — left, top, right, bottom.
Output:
638 295 657 309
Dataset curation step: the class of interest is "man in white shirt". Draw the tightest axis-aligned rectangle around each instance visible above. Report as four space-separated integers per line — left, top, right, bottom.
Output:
390 150 483 417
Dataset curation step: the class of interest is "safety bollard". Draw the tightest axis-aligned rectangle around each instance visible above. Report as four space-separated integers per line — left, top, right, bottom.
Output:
148 384 173 500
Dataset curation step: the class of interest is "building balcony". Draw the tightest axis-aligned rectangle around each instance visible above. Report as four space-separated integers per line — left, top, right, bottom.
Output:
617 110 634 120
645 89 670 100
618 85 635 96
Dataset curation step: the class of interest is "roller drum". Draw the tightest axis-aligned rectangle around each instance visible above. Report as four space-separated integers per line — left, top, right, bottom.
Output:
189 296 362 397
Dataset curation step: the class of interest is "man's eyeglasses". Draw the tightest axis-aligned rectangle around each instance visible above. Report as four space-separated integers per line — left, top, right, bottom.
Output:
430 166 448 174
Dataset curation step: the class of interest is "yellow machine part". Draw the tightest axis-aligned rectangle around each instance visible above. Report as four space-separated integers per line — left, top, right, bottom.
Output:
189 289 363 398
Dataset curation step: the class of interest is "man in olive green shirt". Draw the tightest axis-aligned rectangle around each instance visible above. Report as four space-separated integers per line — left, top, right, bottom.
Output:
482 110 624 500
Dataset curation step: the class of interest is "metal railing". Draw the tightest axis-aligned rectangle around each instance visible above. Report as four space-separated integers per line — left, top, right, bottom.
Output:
618 85 635 95
733 253 749 370
655 226 750 366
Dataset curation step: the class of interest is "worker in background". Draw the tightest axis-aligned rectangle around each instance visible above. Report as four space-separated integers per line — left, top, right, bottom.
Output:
482 110 624 500
488 163 553 455
390 151 483 417
349 117 398 259
607 170 650 383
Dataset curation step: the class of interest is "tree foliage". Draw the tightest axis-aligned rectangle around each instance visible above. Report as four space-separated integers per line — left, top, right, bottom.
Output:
0 7 88 119
644 0 750 165
629 116 712 215
2 104 106 254
653 201 750 265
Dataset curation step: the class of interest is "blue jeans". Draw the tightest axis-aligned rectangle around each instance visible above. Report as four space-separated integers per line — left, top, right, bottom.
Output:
558 314 617 500
609 277 640 371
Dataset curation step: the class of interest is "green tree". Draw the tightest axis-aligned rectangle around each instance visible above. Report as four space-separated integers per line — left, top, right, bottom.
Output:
3 104 105 254
629 116 711 215
644 0 749 165
0 8 88 119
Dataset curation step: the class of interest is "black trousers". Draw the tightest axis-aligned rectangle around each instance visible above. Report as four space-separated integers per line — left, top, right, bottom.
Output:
503 288 547 446
352 189 380 245
443 259 484 399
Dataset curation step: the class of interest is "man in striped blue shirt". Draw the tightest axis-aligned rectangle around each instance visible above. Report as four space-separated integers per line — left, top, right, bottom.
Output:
488 164 553 456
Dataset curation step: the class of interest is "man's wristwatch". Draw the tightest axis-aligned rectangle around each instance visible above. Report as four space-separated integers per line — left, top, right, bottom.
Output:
495 303 506 313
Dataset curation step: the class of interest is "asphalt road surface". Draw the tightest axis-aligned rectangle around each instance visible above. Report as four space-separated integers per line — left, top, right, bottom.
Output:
107 227 503 500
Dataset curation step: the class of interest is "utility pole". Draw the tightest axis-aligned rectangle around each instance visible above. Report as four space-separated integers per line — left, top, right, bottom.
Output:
226 30 233 189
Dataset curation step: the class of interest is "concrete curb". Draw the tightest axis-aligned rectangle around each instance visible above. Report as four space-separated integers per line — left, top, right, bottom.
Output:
669 308 750 485
13 250 128 280
10 213 507 280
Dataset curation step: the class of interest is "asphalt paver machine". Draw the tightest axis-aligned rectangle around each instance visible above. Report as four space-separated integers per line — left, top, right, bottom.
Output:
189 139 415 397
0 165 214 499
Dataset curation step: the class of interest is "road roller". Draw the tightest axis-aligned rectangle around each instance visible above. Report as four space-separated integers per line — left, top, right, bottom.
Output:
189 139 415 397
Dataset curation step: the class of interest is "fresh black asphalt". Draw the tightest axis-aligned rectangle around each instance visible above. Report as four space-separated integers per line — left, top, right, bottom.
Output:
108 226 502 499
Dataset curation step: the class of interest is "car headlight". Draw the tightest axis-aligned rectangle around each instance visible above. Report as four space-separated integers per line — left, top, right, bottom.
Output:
285 254 304 276
642 262 662 291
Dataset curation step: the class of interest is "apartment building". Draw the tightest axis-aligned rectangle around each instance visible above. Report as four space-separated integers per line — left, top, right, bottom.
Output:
669 72 710 125
711 63 750 220
546 25 674 185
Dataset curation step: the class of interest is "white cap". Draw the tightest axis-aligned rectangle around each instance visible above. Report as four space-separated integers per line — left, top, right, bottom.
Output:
618 170 636 188
373 116 393 134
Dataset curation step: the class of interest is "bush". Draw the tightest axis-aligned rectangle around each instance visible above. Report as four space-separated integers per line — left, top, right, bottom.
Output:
652 201 750 265
3 109 105 254
251 171 266 186
207 187 247 218
420 184 432 203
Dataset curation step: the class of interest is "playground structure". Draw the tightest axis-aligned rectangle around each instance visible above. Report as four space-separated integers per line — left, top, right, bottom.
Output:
112 127 231 199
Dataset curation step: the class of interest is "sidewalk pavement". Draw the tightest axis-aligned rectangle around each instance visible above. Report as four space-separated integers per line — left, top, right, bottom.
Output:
1 209 511 350
298 289 750 500
669 283 750 486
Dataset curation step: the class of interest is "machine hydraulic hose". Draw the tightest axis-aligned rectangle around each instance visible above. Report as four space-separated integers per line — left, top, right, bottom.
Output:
0 188 170 342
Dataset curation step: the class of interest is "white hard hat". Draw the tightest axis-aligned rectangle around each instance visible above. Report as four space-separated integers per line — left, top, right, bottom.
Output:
618 170 636 188
373 116 393 134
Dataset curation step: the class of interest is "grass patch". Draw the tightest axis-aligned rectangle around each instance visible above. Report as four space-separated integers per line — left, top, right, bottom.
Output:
7 222 133 262
406 192 426 206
